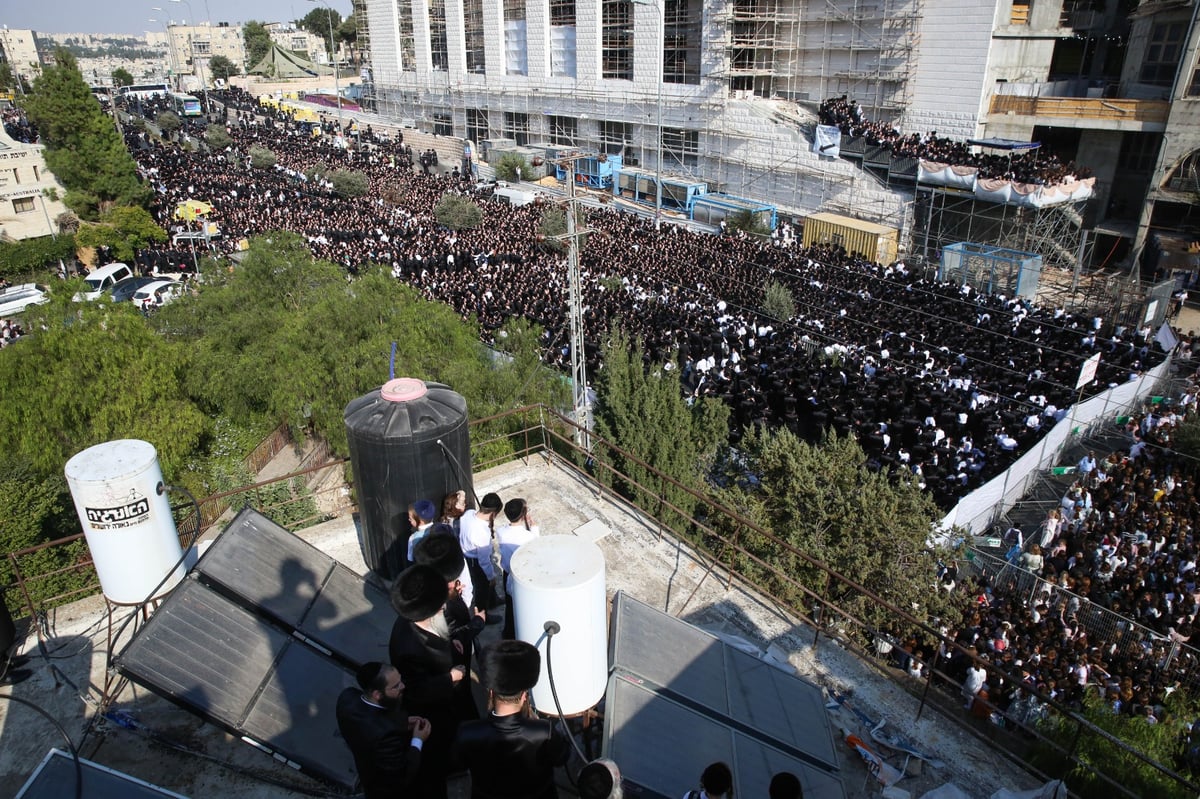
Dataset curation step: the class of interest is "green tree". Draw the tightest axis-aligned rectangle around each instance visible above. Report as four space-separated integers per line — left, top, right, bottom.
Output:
493 152 531 182
761 278 795 322
713 427 964 634
242 21 273 70
156 110 182 135
74 206 167 263
592 326 730 528
299 8 342 60
111 67 134 87
1030 689 1199 799
249 146 277 169
434 194 483 230
158 233 564 456
0 460 85 612
328 169 369 198
20 48 150 218
207 54 238 81
338 15 359 65
0 288 207 478
205 125 232 150
725 209 771 237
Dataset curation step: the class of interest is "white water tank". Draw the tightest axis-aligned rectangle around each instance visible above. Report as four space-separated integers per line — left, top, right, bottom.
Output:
511 534 607 716
64 440 185 604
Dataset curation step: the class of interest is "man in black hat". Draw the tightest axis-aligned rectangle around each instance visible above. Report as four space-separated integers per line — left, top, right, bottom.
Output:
335 661 431 799
454 640 570 798
389 564 470 799
413 531 486 705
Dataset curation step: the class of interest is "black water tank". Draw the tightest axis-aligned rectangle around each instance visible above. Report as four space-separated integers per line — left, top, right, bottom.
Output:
344 378 473 580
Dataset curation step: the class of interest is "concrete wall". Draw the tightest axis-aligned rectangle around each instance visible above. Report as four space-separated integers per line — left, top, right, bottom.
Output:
1074 129 1124 224
907 0 996 138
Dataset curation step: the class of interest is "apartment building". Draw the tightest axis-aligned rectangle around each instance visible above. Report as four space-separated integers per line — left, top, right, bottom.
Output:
164 22 246 90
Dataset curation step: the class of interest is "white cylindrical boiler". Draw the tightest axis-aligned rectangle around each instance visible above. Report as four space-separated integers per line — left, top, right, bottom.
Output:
511 534 607 716
65 440 185 604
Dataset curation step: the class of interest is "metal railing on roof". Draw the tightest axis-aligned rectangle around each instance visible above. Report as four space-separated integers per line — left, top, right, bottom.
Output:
3 404 1195 798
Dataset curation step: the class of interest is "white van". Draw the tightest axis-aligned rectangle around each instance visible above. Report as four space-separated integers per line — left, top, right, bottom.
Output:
0 283 49 316
75 263 134 301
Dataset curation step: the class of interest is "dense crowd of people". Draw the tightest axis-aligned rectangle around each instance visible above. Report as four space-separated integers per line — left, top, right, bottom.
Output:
884 386 1200 746
2 107 38 144
22 91 1196 761
119 89 1174 513
819 95 1093 186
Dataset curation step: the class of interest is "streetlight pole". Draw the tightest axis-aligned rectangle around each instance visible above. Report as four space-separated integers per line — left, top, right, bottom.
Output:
309 0 344 131
150 13 177 87
170 0 206 93
631 0 664 229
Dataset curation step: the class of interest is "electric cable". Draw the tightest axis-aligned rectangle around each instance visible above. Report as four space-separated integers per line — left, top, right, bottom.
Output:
0 693 83 799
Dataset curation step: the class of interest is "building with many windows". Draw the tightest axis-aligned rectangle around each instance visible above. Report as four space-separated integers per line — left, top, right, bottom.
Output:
163 22 245 91
357 0 1199 279
0 125 68 242
0 28 45 89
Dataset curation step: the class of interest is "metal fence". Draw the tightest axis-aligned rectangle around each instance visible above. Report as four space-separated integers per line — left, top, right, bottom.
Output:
965 547 1200 692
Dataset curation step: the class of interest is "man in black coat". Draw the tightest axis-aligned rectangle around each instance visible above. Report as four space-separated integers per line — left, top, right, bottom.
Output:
335 661 431 798
454 640 571 799
389 564 472 799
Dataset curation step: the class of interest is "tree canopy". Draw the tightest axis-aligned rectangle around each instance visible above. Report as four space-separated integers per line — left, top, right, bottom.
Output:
20 48 149 218
299 8 342 59
74 206 167 262
207 54 238 81
155 232 565 456
111 67 134 87
713 426 965 634
242 22 273 70
592 326 730 526
0 287 208 477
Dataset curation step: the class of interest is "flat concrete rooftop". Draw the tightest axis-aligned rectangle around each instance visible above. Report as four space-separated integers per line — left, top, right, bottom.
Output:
0 455 1037 799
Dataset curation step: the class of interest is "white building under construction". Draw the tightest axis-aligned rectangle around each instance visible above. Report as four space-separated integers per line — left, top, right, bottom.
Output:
354 0 1200 285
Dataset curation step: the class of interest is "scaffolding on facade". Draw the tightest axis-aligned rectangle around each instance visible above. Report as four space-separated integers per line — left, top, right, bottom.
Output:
906 185 1177 324
790 0 922 119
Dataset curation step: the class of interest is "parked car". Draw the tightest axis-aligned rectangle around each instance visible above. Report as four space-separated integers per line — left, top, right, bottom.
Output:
110 276 161 303
74 263 134 301
0 283 49 316
131 279 185 309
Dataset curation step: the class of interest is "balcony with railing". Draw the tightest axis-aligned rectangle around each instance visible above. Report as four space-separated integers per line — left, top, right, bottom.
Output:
988 92 1170 131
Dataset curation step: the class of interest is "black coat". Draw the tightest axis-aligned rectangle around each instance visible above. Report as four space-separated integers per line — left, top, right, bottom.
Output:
335 687 421 799
389 619 479 798
454 711 570 799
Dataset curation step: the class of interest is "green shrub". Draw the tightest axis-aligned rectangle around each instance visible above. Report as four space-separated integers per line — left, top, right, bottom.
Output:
156 110 182 134
328 169 369 198
434 194 483 230
762 278 796 321
249 146 277 169
0 234 77 279
493 152 531 182
205 126 232 150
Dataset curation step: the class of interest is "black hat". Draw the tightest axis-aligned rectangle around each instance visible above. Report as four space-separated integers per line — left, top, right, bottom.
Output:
504 498 527 523
390 565 449 621
355 661 385 692
480 492 503 512
481 640 541 695
413 532 465 582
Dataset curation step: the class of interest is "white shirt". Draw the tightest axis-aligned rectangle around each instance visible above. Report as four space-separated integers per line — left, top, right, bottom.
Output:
492 522 540 589
458 509 495 563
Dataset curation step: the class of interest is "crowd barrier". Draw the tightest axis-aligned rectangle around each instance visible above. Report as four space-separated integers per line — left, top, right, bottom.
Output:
938 355 1176 539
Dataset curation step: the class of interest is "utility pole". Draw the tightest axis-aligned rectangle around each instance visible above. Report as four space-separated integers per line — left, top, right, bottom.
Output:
541 151 603 452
